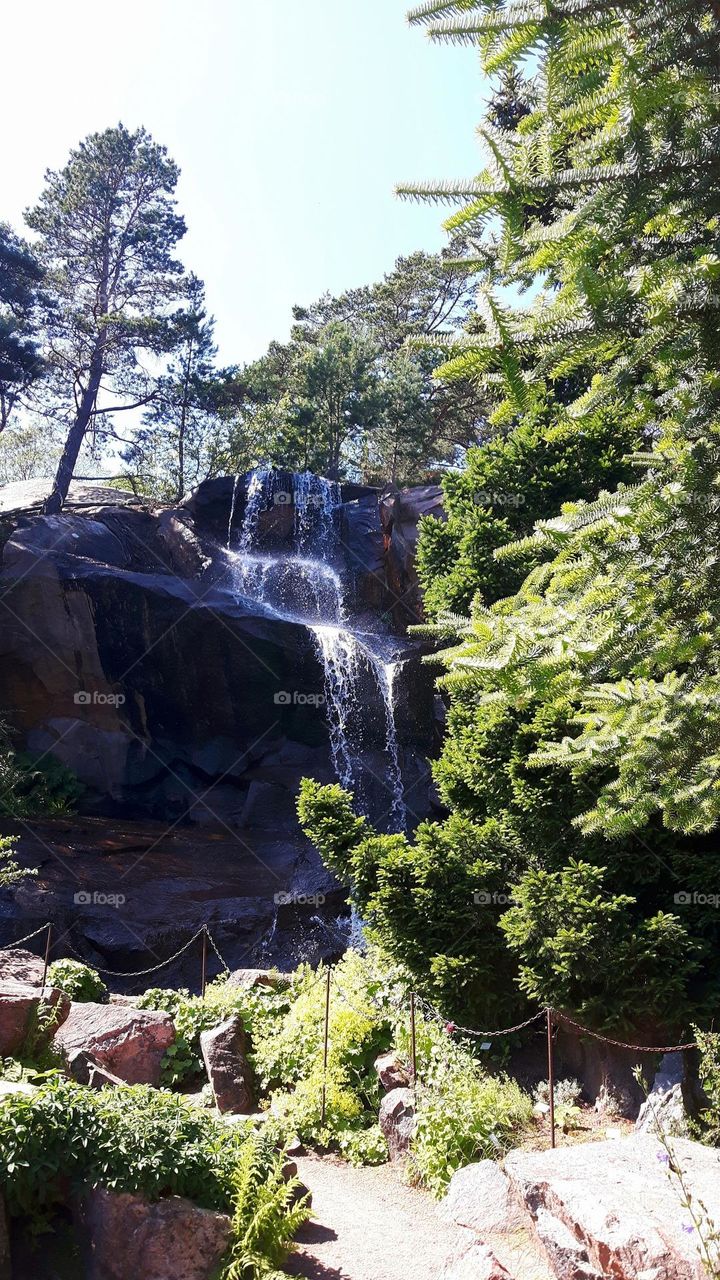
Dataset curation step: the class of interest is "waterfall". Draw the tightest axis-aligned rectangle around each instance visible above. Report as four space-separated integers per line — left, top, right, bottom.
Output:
227 467 407 832
226 474 242 548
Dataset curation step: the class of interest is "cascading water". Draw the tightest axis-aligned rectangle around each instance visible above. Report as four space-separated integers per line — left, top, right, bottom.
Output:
226 468 407 833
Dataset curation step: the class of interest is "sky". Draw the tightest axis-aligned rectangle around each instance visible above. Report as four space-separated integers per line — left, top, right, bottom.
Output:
3 0 485 368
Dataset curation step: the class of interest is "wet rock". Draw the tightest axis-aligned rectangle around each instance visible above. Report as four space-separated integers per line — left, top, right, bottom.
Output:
77 1187 232 1280
505 1134 720 1280
0 983 70 1056
200 1014 254 1114
441 1161 525 1236
374 1050 411 1091
378 1087 416 1162
380 485 444 629
54 1003 175 1086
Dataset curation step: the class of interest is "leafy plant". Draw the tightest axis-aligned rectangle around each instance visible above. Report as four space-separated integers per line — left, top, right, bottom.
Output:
401 1015 532 1196
221 1130 310 1280
46 959 108 1004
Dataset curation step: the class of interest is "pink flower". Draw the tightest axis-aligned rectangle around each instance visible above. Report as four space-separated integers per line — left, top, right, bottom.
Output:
445 1021 456 1036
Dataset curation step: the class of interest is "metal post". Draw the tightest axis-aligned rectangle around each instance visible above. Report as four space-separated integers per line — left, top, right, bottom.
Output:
41 923 52 990
320 966 332 1126
546 1008 556 1150
200 927 208 999
410 992 418 1087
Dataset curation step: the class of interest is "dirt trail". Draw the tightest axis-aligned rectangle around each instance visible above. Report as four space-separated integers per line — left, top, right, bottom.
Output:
285 1153 469 1280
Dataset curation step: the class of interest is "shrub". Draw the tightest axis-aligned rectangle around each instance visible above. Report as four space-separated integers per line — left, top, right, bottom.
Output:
138 977 291 1088
0 1078 306 1276
46 959 108 1004
695 1028 720 1147
256 951 393 1164
396 1016 532 1196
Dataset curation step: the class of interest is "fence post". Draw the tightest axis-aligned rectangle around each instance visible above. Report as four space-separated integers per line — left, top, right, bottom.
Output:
320 966 332 1126
41 923 52 989
200 927 208 999
546 1007 556 1150
410 992 418 1088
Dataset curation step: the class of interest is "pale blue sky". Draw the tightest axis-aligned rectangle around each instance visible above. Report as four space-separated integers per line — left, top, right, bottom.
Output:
4 0 484 366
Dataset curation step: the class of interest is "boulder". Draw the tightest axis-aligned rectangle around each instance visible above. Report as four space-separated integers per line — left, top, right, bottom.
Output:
200 1014 254 1114
0 947 46 986
66 1047 125 1090
441 1160 526 1236
0 983 70 1056
54 1003 175 1086
77 1187 231 1280
637 1052 690 1138
226 968 291 991
378 1087 416 1162
505 1134 720 1280
374 1050 411 1091
440 1241 512 1280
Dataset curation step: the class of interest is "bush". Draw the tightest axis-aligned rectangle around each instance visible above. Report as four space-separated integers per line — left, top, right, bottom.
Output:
0 1078 307 1276
256 951 393 1164
0 725 82 818
400 1017 532 1196
138 976 291 1088
695 1028 720 1146
46 959 108 1004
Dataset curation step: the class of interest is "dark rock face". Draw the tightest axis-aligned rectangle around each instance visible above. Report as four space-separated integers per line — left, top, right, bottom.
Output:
380 485 444 629
0 472 440 974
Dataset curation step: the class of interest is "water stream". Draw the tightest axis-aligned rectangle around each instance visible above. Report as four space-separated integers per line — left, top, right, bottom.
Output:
226 469 407 832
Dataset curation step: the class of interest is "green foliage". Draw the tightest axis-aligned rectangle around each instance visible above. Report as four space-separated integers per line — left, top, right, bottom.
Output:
0 222 44 431
0 726 82 819
221 1130 310 1280
26 123 188 511
46 959 108 1004
501 862 696 1029
402 1015 532 1196
695 1028 720 1147
416 402 642 616
0 835 31 889
299 780 522 1023
257 951 392 1164
219 246 486 485
0 1078 250 1217
138 977 291 1088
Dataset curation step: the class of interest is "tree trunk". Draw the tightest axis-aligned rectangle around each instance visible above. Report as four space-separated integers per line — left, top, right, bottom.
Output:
44 335 106 514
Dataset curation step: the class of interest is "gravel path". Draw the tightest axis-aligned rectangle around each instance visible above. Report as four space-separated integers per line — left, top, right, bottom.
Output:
284 1154 469 1280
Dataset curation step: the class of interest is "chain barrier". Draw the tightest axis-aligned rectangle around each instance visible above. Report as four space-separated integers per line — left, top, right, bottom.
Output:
0 922 51 951
551 1009 697 1054
66 926 208 978
204 926 231 975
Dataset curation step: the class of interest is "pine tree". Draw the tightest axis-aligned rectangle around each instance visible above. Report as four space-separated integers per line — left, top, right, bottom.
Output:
0 224 44 431
26 124 187 512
